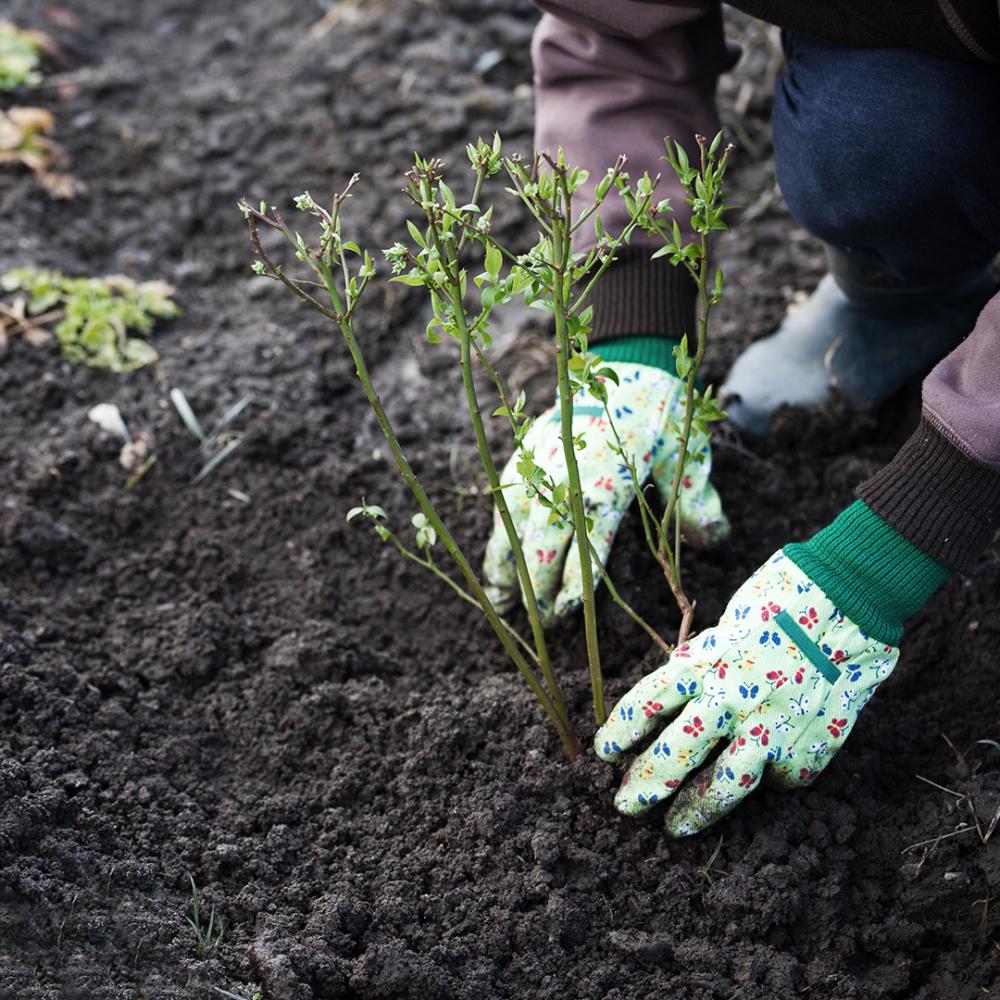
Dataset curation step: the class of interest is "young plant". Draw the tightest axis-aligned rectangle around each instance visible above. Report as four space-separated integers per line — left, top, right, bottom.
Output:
619 132 733 644
693 834 728 885
239 135 718 754
185 875 224 960
393 145 656 725
170 387 251 484
0 20 53 91
0 267 178 369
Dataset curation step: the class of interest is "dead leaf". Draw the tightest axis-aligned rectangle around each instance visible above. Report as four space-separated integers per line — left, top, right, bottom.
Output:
0 105 82 198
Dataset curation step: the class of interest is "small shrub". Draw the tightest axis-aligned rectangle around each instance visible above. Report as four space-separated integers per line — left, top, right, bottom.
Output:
241 133 732 755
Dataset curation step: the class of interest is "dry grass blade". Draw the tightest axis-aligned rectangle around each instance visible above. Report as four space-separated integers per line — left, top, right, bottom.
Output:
914 774 965 798
900 824 976 854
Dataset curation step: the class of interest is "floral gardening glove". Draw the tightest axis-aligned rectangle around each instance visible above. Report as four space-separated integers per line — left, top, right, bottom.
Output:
594 548 900 836
482 360 728 623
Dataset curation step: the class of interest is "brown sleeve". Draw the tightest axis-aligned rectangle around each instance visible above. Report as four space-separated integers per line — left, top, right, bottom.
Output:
531 2 736 343
858 290 1000 572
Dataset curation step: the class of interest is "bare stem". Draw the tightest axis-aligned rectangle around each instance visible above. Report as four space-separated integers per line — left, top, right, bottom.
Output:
551 169 605 724
418 179 571 736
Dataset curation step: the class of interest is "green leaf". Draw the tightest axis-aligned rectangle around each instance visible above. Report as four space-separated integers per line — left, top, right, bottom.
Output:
484 244 502 279
673 337 693 380
438 180 457 210
589 379 607 404
406 219 427 249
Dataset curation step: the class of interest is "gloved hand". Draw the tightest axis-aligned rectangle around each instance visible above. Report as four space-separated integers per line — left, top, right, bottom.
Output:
595 549 899 836
483 360 728 622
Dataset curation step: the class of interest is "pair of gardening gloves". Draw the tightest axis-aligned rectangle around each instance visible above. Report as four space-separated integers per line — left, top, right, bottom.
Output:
483 355 903 837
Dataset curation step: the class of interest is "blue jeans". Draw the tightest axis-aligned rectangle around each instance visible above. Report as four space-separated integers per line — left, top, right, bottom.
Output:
773 32 1000 284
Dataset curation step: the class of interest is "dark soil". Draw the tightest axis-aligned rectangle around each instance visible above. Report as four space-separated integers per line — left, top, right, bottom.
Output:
2 2 999 999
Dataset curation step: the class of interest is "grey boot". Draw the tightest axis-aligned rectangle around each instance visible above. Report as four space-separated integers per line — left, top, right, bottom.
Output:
721 246 998 436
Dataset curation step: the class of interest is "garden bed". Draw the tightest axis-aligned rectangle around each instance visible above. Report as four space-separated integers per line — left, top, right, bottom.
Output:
1 1 998 997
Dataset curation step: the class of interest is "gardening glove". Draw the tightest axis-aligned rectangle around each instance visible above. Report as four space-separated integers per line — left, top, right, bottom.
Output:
482 358 728 623
595 498 953 835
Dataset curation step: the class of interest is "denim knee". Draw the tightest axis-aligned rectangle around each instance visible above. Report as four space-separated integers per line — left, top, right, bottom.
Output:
772 33 1000 282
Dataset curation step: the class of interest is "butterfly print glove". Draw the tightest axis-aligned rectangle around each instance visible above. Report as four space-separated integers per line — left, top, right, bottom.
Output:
482 361 728 623
594 549 899 836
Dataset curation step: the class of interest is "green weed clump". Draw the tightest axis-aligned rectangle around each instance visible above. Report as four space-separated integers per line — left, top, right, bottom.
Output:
0 21 50 91
241 133 732 756
0 266 179 370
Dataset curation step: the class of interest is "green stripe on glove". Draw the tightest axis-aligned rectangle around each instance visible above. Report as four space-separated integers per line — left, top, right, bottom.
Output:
784 500 950 646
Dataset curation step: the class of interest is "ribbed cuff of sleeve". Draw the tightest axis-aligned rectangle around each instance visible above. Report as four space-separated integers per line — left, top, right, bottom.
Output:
784 500 951 646
588 247 697 346
856 415 1000 573
593 336 681 376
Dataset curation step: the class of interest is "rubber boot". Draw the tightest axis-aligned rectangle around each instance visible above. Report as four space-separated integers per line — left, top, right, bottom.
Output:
721 246 998 436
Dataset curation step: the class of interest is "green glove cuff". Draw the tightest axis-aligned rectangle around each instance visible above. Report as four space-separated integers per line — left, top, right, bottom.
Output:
593 336 680 377
784 499 951 646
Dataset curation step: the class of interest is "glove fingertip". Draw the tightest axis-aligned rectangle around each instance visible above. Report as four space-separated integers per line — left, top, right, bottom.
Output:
613 791 640 815
665 813 702 838
552 591 582 620
483 584 517 614
682 512 730 550
593 729 623 763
